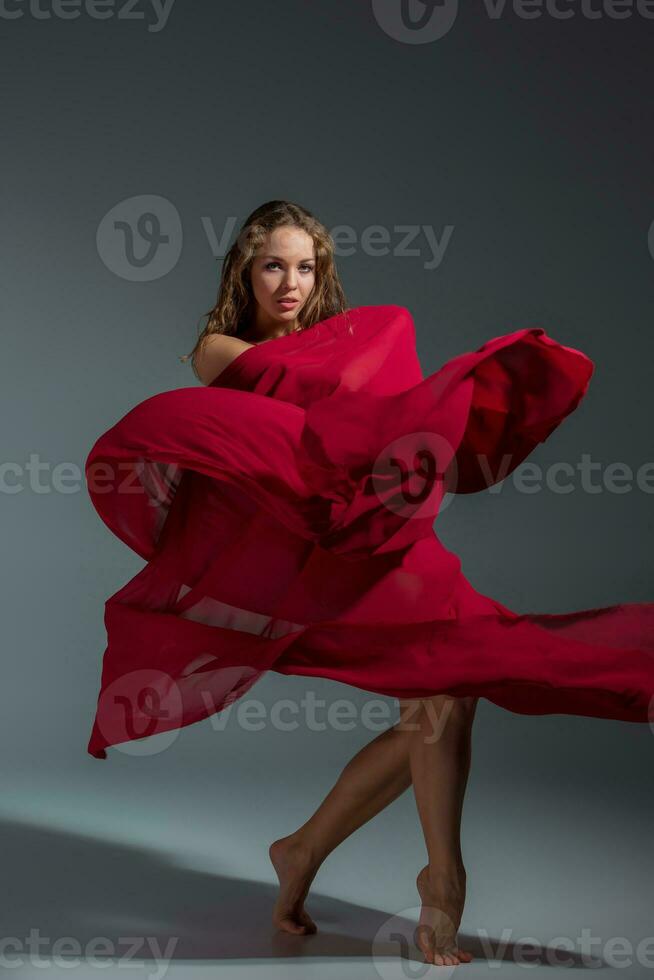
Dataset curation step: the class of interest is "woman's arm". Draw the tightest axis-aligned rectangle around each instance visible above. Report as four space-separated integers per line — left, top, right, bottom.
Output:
193 334 254 385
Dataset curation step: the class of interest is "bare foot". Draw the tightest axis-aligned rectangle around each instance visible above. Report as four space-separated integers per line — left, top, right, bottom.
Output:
269 835 320 935
415 863 473 966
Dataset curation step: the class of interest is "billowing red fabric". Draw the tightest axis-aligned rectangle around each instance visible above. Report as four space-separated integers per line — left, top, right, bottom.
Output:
85 305 654 758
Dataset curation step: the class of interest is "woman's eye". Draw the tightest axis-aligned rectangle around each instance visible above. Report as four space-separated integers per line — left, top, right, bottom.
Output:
265 261 314 273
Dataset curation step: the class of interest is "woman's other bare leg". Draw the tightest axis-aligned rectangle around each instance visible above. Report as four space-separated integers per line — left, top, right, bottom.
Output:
409 694 478 967
270 710 415 934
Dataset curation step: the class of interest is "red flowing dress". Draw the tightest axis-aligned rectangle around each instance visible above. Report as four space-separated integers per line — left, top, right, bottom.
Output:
85 305 654 758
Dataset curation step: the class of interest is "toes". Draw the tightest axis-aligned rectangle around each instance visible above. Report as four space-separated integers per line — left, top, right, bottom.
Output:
301 914 317 934
419 939 465 966
274 909 318 936
275 917 306 935
417 941 433 964
434 949 463 966
420 939 471 966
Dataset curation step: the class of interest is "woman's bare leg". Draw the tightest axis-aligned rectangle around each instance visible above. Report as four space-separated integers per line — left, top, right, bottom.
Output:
270 713 415 934
410 694 478 967
271 695 477 958
269 694 477 940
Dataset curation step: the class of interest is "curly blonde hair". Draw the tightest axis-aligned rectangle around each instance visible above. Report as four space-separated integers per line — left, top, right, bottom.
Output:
180 199 350 380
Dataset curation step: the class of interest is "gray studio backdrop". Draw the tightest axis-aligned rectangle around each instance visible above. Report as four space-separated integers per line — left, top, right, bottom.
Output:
2 0 653 974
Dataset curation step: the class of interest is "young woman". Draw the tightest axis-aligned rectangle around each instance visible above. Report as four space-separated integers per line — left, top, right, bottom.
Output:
188 205 475 965
86 199 654 969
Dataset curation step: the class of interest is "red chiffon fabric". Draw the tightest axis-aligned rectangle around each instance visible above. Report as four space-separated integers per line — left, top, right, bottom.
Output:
85 305 654 758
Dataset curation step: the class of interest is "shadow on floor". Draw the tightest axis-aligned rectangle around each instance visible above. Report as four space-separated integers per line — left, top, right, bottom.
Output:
0 816 602 967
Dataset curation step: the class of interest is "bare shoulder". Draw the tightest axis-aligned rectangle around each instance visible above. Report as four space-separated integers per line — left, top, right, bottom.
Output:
193 334 254 385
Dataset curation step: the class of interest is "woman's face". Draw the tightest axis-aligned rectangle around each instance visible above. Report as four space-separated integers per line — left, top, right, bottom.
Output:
249 225 316 337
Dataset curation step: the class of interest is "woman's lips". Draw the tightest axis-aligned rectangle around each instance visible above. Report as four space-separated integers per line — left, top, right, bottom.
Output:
278 298 299 308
